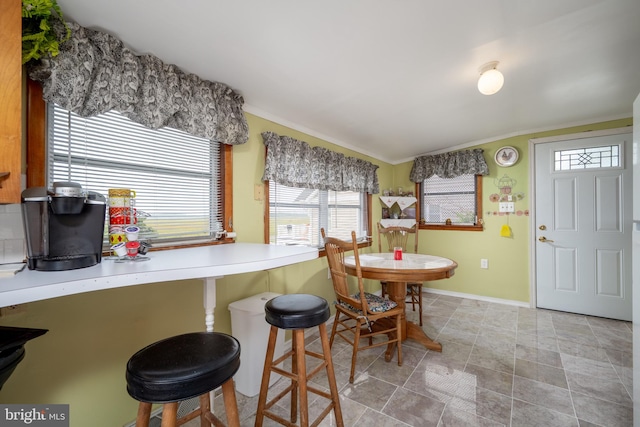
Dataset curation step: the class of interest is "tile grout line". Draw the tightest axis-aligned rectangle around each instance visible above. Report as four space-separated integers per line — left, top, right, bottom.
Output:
552 313 581 422
510 307 520 427
589 320 635 401
444 298 486 425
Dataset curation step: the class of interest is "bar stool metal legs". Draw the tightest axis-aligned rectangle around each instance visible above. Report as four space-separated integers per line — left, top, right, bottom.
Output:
255 294 343 427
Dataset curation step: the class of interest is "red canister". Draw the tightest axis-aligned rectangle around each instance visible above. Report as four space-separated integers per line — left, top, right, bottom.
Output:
125 241 140 257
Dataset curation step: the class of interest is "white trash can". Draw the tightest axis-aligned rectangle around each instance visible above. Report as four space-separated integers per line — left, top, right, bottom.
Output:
228 291 284 397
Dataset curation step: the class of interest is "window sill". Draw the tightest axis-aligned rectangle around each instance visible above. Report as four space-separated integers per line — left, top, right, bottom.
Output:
318 240 371 257
102 239 235 256
149 239 236 251
419 224 484 232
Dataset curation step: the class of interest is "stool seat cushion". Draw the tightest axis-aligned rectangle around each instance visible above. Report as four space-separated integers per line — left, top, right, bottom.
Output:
265 294 330 330
126 332 240 403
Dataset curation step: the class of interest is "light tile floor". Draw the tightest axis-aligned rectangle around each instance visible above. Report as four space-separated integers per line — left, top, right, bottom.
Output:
192 293 633 427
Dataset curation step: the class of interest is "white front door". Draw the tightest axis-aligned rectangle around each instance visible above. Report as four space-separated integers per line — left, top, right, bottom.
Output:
534 130 632 321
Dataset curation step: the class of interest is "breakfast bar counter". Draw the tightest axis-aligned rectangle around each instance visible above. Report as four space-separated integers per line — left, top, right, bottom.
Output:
0 243 319 330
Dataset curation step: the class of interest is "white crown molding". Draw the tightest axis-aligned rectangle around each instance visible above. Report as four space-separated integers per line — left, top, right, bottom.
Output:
245 103 631 165
409 112 632 160
243 104 385 164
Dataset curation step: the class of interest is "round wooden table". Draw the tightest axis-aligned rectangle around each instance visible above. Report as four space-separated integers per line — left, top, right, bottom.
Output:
343 252 457 354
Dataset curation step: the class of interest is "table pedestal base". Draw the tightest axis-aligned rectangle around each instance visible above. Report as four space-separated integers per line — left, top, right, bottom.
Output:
385 281 442 359
406 321 442 351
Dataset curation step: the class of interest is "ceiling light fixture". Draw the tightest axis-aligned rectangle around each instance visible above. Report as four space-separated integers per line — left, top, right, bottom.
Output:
477 61 504 95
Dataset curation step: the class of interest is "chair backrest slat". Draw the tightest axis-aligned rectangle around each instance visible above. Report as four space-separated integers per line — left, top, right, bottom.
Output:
377 222 418 254
322 229 369 313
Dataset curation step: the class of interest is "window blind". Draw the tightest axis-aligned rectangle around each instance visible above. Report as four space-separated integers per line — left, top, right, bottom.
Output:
268 181 367 246
422 174 477 224
47 104 223 245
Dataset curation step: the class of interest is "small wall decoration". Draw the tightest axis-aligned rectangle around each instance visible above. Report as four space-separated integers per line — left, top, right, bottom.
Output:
495 146 519 167
494 175 517 200
487 174 528 217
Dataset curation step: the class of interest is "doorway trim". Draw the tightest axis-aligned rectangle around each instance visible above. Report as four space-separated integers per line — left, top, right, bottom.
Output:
528 126 633 310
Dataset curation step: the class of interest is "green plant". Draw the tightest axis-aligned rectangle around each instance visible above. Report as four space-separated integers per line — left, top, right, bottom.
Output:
22 0 71 64
455 211 476 224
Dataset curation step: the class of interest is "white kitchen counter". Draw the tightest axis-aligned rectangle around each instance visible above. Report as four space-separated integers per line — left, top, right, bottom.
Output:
0 243 319 331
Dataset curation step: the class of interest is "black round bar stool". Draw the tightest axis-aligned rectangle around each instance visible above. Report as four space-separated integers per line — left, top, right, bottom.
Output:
126 332 241 427
255 294 344 427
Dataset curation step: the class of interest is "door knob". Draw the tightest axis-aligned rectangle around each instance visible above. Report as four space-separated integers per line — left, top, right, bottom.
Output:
538 236 554 243
538 225 546 230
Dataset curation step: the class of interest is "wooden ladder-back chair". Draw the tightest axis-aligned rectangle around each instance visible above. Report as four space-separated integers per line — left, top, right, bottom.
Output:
321 229 403 383
377 222 424 325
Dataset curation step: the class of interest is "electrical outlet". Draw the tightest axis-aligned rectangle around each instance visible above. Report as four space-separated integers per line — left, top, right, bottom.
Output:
254 184 264 201
480 259 488 269
498 202 515 213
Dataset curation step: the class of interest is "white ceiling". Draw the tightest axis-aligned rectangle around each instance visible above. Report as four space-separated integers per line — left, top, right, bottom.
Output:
56 0 640 164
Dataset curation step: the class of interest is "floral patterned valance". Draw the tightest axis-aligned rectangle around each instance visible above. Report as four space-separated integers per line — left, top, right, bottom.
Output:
410 149 489 182
28 21 248 145
261 132 379 194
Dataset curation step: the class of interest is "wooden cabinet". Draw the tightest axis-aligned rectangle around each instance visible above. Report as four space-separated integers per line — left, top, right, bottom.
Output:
0 0 22 203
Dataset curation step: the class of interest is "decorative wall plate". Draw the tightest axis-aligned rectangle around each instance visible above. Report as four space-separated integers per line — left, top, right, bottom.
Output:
495 146 519 167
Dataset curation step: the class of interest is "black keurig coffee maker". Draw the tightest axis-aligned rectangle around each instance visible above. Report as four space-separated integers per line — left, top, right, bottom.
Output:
21 182 106 271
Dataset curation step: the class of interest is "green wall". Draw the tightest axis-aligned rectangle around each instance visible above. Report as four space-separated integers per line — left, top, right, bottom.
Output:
0 113 630 426
397 118 632 302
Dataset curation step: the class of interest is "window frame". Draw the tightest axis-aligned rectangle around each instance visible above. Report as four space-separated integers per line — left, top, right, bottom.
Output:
26 79 235 251
263 181 372 255
416 176 484 232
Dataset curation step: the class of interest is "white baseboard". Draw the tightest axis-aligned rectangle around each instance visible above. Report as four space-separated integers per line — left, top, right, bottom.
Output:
423 287 531 308
374 286 530 308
